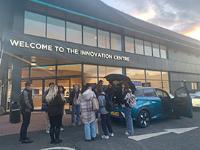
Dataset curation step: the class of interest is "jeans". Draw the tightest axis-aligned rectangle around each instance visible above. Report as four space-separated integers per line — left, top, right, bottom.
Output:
49 115 62 141
20 111 31 140
84 121 96 140
72 104 81 125
101 114 113 136
125 107 134 135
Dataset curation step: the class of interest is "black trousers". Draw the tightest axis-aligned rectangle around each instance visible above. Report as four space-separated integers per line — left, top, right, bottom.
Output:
49 114 62 141
101 113 113 136
20 111 31 140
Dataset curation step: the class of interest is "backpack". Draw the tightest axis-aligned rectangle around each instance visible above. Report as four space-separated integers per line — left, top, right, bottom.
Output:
126 93 136 108
105 95 114 112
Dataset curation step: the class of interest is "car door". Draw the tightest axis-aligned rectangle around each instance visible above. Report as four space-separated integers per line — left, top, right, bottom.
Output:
173 86 193 118
143 88 162 119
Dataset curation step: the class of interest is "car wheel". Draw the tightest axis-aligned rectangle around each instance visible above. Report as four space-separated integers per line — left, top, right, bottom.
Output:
137 110 150 128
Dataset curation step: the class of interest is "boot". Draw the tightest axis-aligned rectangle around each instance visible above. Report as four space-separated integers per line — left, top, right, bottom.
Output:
55 127 62 144
50 128 55 144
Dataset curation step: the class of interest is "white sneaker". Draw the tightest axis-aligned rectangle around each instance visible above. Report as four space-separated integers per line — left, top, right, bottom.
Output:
110 133 114 137
101 135 109 139
60 127 64 131
125 131 129 136
46 130 50 134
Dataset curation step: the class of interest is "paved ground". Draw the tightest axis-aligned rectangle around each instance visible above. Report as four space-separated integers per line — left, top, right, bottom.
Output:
0 111 199 150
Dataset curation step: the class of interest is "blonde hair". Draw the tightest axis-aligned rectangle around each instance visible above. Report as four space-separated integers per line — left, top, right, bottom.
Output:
46 85 58 102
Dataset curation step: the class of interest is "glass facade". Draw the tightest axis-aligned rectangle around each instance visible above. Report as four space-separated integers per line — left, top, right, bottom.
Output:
153 43 160 57
125 36 134 53
24 11 46 37
31 66 56 77
57 64 81 76
144 41 152 56
99 66 122 77
111 33 121 51
98 30 110 49
47 17 65 41
83 26 97 47
24 11 167 60
66 22 82 44
135 39 144 55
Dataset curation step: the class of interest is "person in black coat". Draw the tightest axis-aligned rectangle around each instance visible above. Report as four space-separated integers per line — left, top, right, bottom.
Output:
46 85 65 144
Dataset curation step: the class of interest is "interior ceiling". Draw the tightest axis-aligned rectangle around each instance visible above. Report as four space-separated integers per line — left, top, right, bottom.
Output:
21 55 79 67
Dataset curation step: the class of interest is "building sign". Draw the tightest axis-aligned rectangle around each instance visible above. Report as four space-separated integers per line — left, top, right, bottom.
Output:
9 39 130 62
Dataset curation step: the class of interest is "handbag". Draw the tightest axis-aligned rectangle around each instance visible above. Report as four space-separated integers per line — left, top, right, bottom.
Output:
91 96 99 111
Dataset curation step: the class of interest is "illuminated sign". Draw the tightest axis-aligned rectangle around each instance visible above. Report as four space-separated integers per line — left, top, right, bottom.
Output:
9 39 130 62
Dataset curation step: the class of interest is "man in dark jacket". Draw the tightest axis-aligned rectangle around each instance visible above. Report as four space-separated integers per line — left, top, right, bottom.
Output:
19 81 34 143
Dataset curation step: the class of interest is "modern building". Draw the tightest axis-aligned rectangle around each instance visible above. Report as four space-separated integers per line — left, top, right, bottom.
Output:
0 0 200 111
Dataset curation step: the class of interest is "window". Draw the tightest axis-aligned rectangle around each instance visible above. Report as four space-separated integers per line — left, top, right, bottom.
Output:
111 33 121 51
31 66 56 77
24 11 46 37
83 26 97 47
99 66 122 77
192 82 198 90
125 36 134 53
66 22 82 44
144 88 156 97
162 72 169 81
146 70 161 80
160 45 167 59
144 41 152 56
57 64 81 76
47 17 65 41
153 43 160 57
126 68 145 80
135 39 144 55
21 68 29 78
135 89 144 97
83 65 97 77
98 30 110 49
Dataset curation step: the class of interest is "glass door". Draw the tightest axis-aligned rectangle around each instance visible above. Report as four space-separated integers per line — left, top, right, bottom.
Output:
32 80 43 110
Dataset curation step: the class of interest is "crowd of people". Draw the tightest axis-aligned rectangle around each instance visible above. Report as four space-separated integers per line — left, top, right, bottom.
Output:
19 80 136 144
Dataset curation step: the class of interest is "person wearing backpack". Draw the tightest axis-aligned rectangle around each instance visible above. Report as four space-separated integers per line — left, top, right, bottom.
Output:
19 81 34 144
98 92 114 140
124 88 136 136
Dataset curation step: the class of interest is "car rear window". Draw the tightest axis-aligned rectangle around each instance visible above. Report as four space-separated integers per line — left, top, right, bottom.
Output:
135 89 144 96
144 88 157 97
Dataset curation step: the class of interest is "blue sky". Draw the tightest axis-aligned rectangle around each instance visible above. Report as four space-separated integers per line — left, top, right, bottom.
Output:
101 0 200 41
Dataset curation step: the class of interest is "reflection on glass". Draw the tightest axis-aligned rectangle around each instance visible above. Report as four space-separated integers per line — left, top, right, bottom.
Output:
146 80 162 89
162 81 169 92
99 66 122 77
162 72 169 81
83 65 97 77
31 66 56 77
135 39 144 55
146 70 161 80
98 30 110 49
32 80 43 110
126 68 145 80
66 22 82 44
111 33 121 51
160 45 167 59
57 64 81 76
144 41 152 56
47 17 65 41
125 36 134 53
83 26 97 47
153 43 160 57
84 78 98 85
21 68 29 78
24 11 46 37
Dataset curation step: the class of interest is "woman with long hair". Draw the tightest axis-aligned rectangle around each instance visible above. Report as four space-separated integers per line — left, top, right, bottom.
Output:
46 85 65 144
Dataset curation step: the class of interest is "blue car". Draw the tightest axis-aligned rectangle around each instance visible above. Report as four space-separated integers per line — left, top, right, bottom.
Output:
111 86 193 128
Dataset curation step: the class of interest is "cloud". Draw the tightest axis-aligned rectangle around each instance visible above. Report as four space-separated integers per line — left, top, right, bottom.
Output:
100 0 200 41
